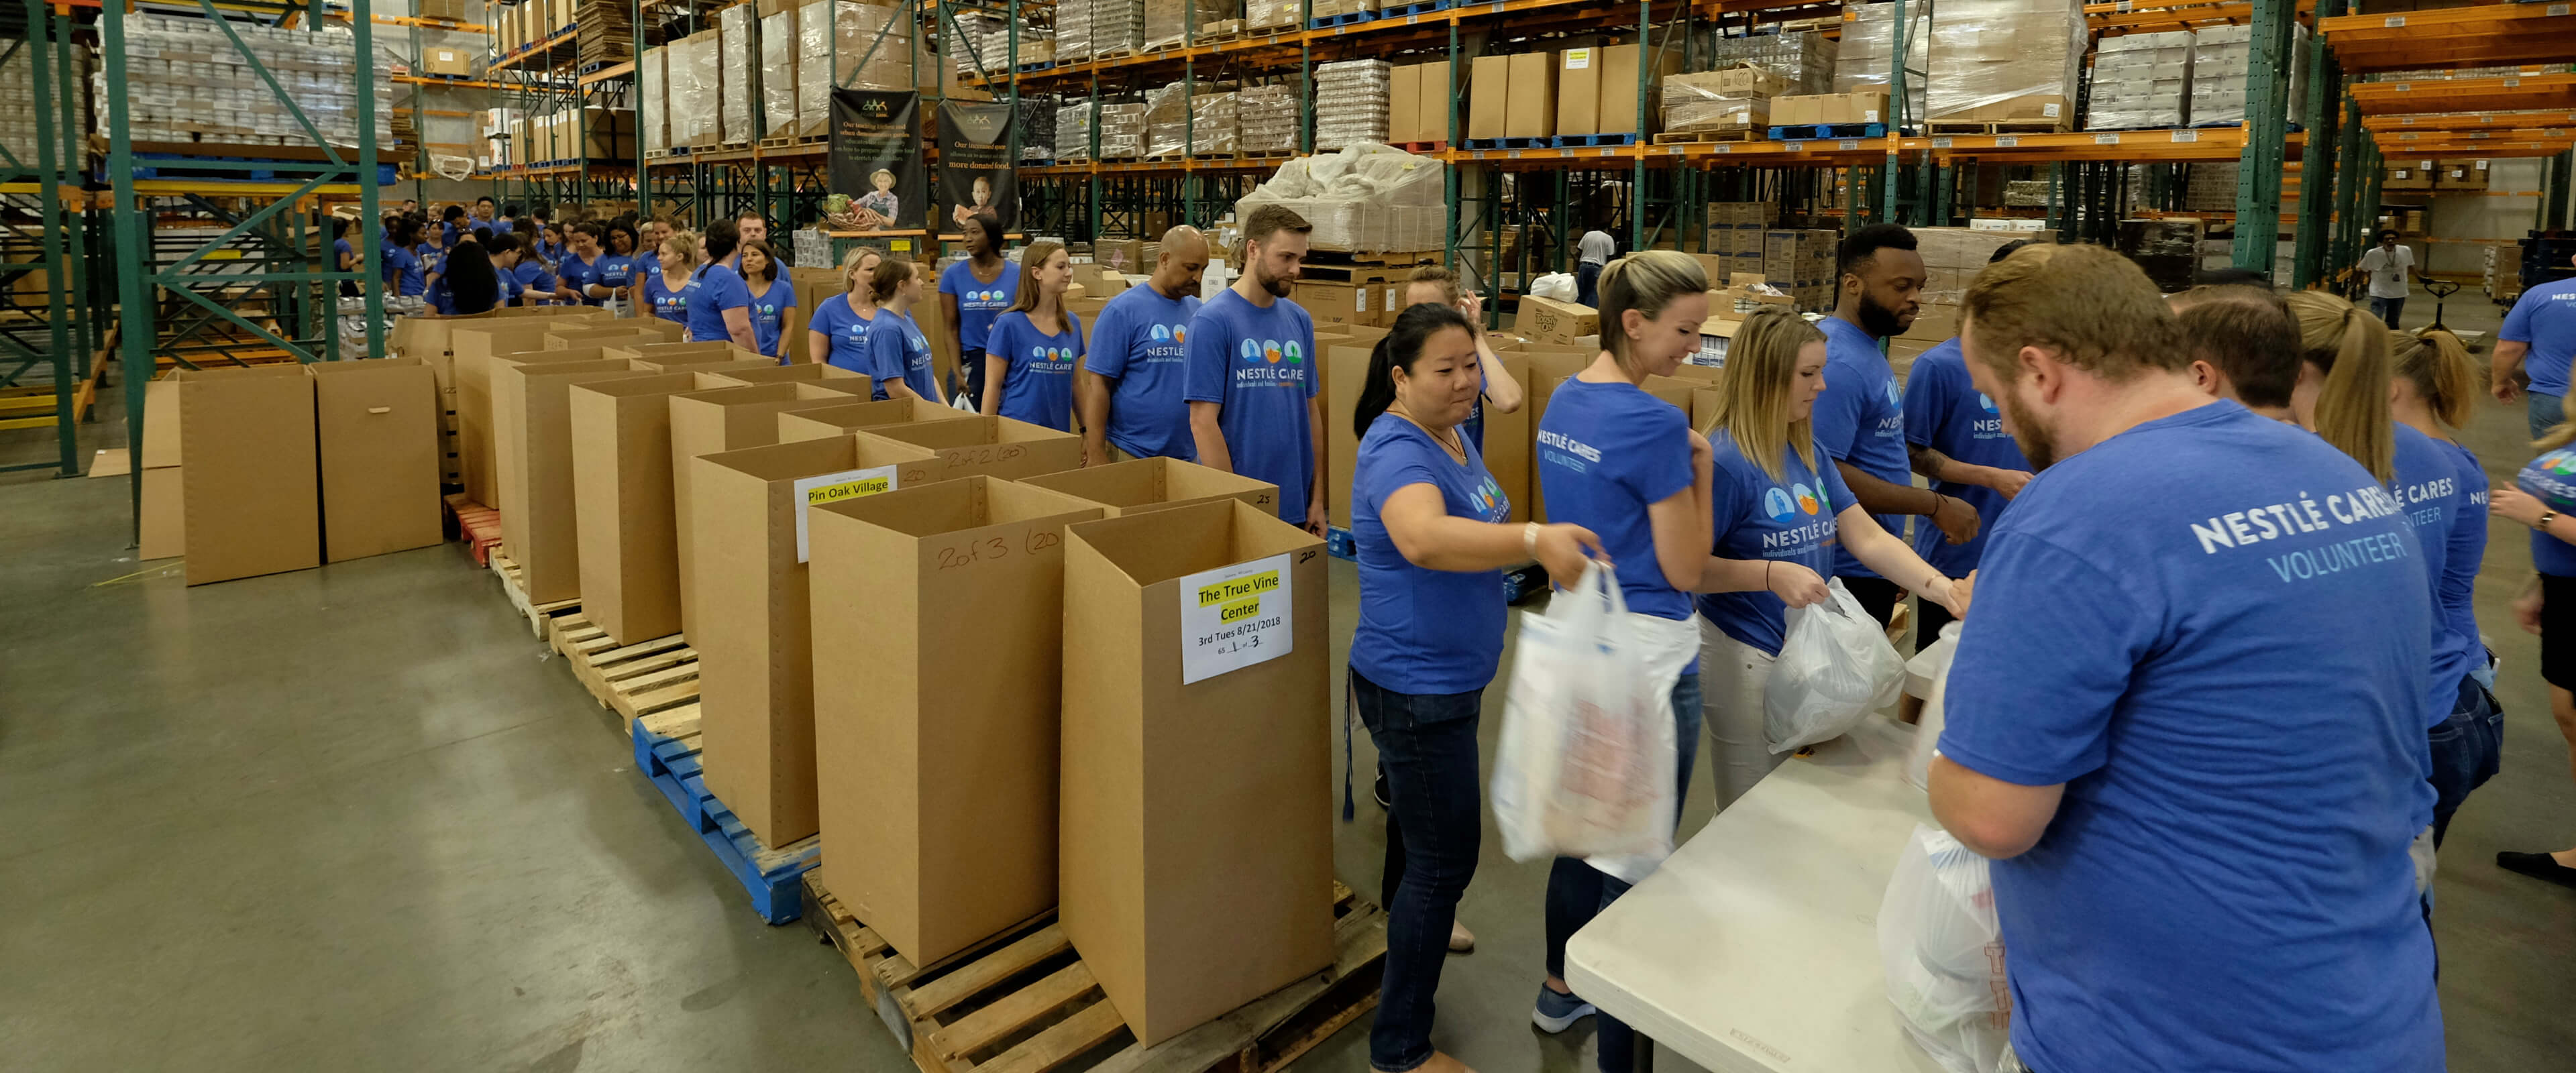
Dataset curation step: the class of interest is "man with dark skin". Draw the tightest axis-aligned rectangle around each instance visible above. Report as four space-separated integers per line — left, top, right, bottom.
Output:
1811 223 1976 627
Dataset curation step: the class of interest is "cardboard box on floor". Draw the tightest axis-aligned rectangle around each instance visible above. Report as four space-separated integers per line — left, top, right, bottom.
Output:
785 267 843 363
856 416 1084 482
1483 349 1533 524
570 372 715 645
667 380 879 636
177 365 319 585
311 357 444 563
452 317 617 506
548 321 686 350
138 380 184 561
808 476 1106 964
1018 457 1278 518
913 289 963 398
692 434 944 846
775 397 978 443
1059 501 1333 1047
494 355 659 603
1322 339 1375 526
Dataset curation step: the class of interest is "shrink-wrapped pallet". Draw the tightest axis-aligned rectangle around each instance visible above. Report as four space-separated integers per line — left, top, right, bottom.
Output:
800 0 915 139
1191 92 1239 156
1923 0 2084 127
1313 60 1389 151
2086 30 2190 129
669 32 717 146
1057 99 1096 161
1833 1 1927 101
718 3 752 142
1020 95 1058 161
1238 84 1297 154
1236 146 1444 254
1707 30 1837 96
639 46 668 152
1100 102 1148 159
1059 0 1094 62
1144 0 1234 50
1091 0 1144 55
1146 81 1220 158
761 10 799 138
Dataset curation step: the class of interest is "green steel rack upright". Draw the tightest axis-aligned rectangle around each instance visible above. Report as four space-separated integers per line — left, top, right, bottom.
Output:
0 0 84 477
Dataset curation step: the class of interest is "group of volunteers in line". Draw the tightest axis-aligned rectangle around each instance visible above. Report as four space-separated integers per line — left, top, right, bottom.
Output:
1338 221 2576 1073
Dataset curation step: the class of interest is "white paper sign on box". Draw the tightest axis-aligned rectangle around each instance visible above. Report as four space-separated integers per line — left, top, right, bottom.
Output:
793 465 897 561
1179 551 1294 684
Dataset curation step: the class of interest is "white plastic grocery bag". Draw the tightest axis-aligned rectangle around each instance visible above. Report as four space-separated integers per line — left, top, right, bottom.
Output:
1879 824 2012 1073
1529 272 1578 302
1491 562 1684 864
1903 621 1963 791
1766 577 1906 753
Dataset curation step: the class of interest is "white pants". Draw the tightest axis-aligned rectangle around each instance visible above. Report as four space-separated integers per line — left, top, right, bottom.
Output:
1700 616 1786 811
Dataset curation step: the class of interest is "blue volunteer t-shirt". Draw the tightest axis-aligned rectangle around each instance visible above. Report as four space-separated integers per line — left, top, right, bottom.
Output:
1352 416 1512 694
2518 447 2576 577
597 253 636 290
2504 277 2576 396
426 274 506 315
686 264 753 343
559 253 602 306
642 268 689 323
415 242 443 273
986 310 1085 431
1900 338 2027 575
1940 400 2440 1073
2389 423 2475 724
333 237 356 269
1811 316 1909 579
488 217 512 234
1694 434 1854 655
1184 289 1320 525
808 292 878 375
867 309 940 401
941 260 1020 356
1088 284 1203 459
749 277 796 359
1535 377 1696 624
510 260 555 304
386 245 425 297
2438 440 2489 667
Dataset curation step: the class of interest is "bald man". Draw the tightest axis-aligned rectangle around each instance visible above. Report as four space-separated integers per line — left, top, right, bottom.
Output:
1080 226 1211 466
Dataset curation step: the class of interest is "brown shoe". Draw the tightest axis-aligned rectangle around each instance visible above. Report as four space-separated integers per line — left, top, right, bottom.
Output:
1448 920 1474 953
1376 1050 1478 1073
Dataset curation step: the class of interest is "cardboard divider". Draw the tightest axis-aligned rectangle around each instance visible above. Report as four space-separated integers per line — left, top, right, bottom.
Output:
775 398 979 443
608 340 770 368
1482 350 1534 525
493 356 660 602
692 434 945 846
667 380 879 636
547 321 686 349
452 322 619 506
390 304 609 397
570 372 712 644
1015 456 1279 518
855 415 1085 482
1059 500 1332 1046
808 476 1107 965
310 357 443 563
701 363 871 391
176 365 318 585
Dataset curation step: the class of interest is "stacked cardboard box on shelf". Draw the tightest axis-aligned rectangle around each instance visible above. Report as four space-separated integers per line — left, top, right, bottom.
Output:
1313 60 1391 150
2436 159 2490 191
1247 0 1301 31
1770 88 1890 126
1706 30 1837 96
1099 101 1148 158
1055 99 1096 161
1191 91 1240 155
1144 0 1237 50
1705 201 1780 285
2087 30 2191 129
1145 81 1222 157
2119 217 2204 292
1238 84 1299 153
1660 68 1771 135
575 0 650 70
797 1 916 139
2187 24 2304 125
2485 244 2522 303
1924 0 2084 129
1760 228 1838 311
1833 1 1928 102
106 13 392 147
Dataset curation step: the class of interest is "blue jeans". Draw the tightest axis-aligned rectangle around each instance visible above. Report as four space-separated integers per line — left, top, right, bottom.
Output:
2531 390 2565 441
1576 262 1603 309
2428 676 2504 846
1351 667 1486 1072
2371 294 2406 329
1543 671 1703 1073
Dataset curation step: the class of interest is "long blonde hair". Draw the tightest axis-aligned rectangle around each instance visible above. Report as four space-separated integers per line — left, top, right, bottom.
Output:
1597 250 1709 376
2538 392 2576 452
2284 290 2395 482
839 245 883 292
1712 309 1826 482
2390 329 2478 431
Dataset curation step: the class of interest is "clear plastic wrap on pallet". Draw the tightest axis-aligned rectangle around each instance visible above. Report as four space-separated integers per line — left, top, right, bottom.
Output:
1089 0 1145 54
1659 78 1770 133
1833 1 1928 100
1020 95 1059 160
1056 99 1095 160
2000 178 2049 207
1247 0 1301 30
1145 81 1220 157
1923 0 2084 125
1313 59 1391 151
1707 30 1839 96
951 11 999 76
663 33 708 144
801 0 915 137
1143 0 1237 51
2183 161 2239 212
1191 92 1240 155
2186 23 2305 125
718 4 754 143
1059 0 1093 62
1238 84 1299 154
1099 102 1148 159
977 28 1054 75
2086 30 2191 129
761 10 800 139
639 48 668 152
1236 145 1445 253
107 14 392 147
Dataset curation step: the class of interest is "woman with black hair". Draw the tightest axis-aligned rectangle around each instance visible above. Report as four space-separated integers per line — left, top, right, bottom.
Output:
940 212 1017 404
332 217 361 297
382 217 427 298
1348 301 1605 1073
596 221 643 314
686 219 760 350
427 239 506 316
488 232 554 306
439 204 468 247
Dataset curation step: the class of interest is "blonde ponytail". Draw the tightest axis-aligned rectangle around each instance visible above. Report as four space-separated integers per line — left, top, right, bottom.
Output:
2285 290 2394 482
1596 250 1709 377
2390 329 2478 431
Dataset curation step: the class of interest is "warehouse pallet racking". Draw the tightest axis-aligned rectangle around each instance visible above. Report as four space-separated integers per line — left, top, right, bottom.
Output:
0 0 90 477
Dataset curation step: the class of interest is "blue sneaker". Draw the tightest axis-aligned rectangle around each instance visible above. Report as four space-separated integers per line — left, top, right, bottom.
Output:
1532 984 1595 1033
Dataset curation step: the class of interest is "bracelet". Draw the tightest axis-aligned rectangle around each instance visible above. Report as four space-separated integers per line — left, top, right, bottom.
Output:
2539 510 2559 533
1523 522 1540 555
1929 494 1949 522
1766 560 1776 589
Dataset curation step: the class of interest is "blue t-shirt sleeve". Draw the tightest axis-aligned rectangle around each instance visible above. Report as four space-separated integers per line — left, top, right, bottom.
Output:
1708 453 1753 547
2501 291 2536 343
1623 404 1695 506
937 262 961 298
985 315 1011 360
1900 358 1949 449
869 323 906 385
1070 313 1085 359
1818 443 1856 511
1183 306 1228 404
1810 360 1868 463
713 270 751 311
1938 534 2153 786
1088 302 1132 378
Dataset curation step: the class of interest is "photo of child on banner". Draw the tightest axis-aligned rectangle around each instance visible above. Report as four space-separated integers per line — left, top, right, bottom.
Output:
829 89 928 231
938 99 1018 233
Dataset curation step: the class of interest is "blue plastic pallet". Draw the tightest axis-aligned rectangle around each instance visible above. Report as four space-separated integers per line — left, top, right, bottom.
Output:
1017 60 1054 73
633 717 822 925
1557 132 1637 148
1379 0 1450 15
1462 136 1551 151
1309 11 1375 27
1768 123 1888 141
1326 525 1356 561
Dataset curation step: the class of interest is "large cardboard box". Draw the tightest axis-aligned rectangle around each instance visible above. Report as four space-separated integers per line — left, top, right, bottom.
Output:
1417 62 1453 143
452 317 611 505
856 416 1084 482
609 340 767 366
138 378 185 561
808 477 1107 964
1512 345 1593 522
1059 501 1333 1046
1597 43 1679 135
549 321 685 349
667 380 879 634
1515 295 1600 345
776 397 977 443
692 434 944 845
570 372 708 644
1506 52 1558 139
390 304 604 394
1481 350 1533 525
1557 46 1602 137
1468 56 1510 141
1017 456 1279 518
494 356 655 602
177 365 319 585
1389 62 1425 144
1322 339 1375 526
311 357 443 563
423 46 475 77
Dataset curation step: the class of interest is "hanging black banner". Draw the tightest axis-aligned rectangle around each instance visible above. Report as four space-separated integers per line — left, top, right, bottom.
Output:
830 89 926 232
936 99 1018 234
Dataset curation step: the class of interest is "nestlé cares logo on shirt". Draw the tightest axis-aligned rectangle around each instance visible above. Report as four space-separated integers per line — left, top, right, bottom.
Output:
1764 487 1796 522
1794 482 1823 514
1884 380 1902 406
1150 323 1189 344
1978 392 1998 414
970 289 1006 304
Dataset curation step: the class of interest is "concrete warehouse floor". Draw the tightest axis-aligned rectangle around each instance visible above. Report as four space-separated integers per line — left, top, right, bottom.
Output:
3 285 2572 1072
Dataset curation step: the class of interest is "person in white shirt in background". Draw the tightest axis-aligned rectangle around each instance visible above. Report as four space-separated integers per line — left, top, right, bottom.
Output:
1576 227 1617 308
2359 229 2421 329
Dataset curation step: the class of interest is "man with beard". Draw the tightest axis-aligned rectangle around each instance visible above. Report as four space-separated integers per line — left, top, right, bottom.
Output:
1186 205 1324 533
1930 242 2440 1073
1900 239 2037 646
1813 223 1975 625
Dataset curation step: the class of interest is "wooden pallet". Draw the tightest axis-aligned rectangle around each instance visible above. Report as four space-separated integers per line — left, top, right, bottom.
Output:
490 551 580 638
1923 120 2070 135
1652 128 1763 144
545 613 704 727
806 877 1386 1073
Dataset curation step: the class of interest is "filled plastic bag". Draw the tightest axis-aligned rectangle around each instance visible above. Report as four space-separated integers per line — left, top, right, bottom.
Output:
1529 272 1578 301
1766 577 1905 753
1879 824 2012 1073
1903 621 1962 791
1491 562 1682 864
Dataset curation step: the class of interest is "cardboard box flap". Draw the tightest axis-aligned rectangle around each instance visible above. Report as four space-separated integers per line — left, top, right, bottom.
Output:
813 472 1103 539
696 433 943 486
703 363 872 390
1015 457 1280 518
777 398 977 442
1067 498 1318 589
142 378 183 468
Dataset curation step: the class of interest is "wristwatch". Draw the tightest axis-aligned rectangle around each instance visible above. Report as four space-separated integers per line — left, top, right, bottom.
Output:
2538 510 2559 532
